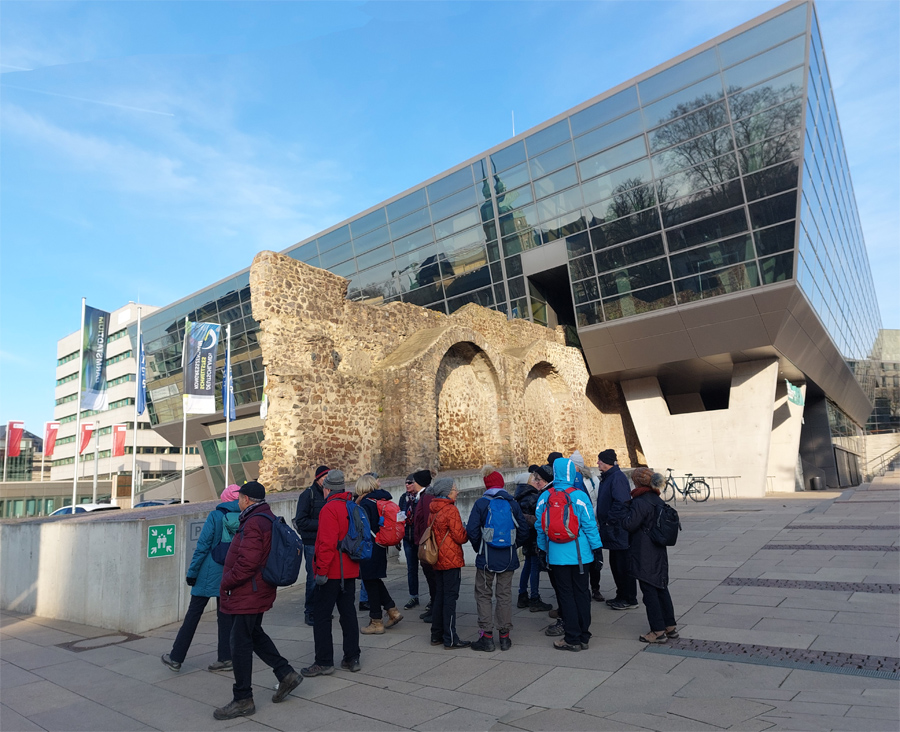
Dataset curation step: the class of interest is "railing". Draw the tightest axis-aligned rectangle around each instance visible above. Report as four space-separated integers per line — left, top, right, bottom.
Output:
865 443 900 481
664 475 741 503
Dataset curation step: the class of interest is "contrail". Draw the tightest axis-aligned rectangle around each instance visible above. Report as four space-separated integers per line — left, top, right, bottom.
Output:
1 64 34 71
1 84 175 117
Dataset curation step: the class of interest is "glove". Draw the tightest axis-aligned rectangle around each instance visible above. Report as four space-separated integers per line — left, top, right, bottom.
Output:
315 574 328 586
536 549 549 571
185 576 197 587
592 549 604 569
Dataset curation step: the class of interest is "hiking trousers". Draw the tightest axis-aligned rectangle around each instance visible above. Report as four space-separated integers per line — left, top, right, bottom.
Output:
474 568 514 633
431 567 462 646
313 578 360 667
608 549 637 604
639 580 676 632
170 595 231 664
551 564 591 646
230 612 294 701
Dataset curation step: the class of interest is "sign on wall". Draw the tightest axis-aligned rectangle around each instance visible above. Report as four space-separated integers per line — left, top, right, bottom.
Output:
148 524 175 558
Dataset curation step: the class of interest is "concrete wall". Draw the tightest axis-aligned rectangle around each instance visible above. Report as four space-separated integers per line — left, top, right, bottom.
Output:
621 359 779 497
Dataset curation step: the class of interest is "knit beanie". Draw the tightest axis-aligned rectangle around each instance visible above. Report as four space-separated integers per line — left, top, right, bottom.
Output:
569 450 585 469
483 471 505 490
314 465 330 481
547 452 563 466
413 469 432 488
221 484 241 502
432 477 456 498
631 467 654 488
324 469 346 491
598 449 617 466
533 464 553 483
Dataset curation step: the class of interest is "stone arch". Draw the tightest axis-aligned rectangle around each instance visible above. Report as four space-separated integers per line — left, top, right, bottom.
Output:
523 361 573 464
435 341 503 470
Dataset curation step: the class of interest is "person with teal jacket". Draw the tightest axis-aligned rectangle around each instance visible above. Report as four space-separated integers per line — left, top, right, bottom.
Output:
161 485 241 672
536 458 602 652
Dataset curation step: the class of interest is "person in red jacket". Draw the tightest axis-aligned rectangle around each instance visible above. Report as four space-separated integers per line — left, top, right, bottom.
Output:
214 482 301 720
301 469 362 678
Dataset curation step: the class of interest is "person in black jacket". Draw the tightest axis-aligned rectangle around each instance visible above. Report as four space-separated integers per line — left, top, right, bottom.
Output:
514 473 552 612
623 469 678 644
293 465 329 626
596 449 637 611
398 473 424 609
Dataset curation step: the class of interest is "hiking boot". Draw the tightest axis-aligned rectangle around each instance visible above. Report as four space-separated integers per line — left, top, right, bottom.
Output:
404 597 420 610
610 600 639 611
553 638 581 652
272 671 301 703
420 611 433 623
517 592 529 609
384 607 403 628
213 699 255 720
340 657 361 672
419 604 432 620
444 640 471 649
529 597 552 612
592 590 605 602
304 614 314 627
499 634 511 651
545 619 565 637
548 607 560 618
358 601 370 611
360 619 385 635
300 664 334 678
160 653 181 672
470 634 495 652
207 659 233 672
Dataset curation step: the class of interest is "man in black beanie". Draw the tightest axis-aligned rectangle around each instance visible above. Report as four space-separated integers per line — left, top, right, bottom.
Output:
596 450 637 611
398 473 424 609
410 469 437 621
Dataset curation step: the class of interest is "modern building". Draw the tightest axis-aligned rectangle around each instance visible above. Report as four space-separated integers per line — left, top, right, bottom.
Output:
138 0 881 495
0 426 41 483
52 303 203 490
860 330 900 435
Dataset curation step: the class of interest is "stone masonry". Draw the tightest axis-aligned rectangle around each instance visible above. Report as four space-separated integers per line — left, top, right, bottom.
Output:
250 250 642 491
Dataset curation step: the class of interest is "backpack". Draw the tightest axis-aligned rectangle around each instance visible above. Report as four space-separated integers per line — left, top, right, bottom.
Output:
246 513 303 587
210 506 240 564
541 487 580 543
417 514 448 565
373 499 404 547
339 500 373 562
647 502 681 547
482 495 518 548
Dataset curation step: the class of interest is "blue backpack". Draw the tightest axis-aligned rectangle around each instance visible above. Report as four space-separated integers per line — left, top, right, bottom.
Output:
482 495 518 548
247 514 303 587
339 501 373 563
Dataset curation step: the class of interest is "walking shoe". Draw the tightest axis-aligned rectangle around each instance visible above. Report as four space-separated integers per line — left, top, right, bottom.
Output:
213 698 255 719
544 619 565 637
548 607 560 618
499 634 511 651
304 614 314 627
639 631 668 644
609 600 639 611
384 607 403 628
340 657 361 672
444 640 471 649
470 633 495 652
529 597 553 612
591 590 605 602
420 611 433 623
605 597 620 607
272 671 301 703
419 604 432 620
553 638 581 652
580 640 590 650
300 664 334 677
160 653 181 672
430 636 444 646
665 626 680 639
517 592 529 609
207 659 233 672
360 619 385 635
358 601 370 611
404 596 420 610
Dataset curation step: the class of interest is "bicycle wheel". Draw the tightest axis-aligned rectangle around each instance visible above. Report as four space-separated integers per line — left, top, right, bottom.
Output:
686 479 710 502
662 478 676 502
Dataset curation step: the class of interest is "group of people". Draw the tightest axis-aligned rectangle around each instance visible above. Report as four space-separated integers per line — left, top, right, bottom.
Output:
160 451 678 721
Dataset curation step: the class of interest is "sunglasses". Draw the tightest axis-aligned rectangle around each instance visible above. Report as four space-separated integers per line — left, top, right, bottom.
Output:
405 481 414 485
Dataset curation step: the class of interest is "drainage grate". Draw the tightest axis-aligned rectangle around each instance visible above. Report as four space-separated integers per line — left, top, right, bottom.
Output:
645 638 900 680
57 632 143 652
785 525 900 531
721 577 899 594
762 544 899 552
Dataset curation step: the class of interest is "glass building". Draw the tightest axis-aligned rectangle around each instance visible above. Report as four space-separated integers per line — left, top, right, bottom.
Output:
139 0 881 491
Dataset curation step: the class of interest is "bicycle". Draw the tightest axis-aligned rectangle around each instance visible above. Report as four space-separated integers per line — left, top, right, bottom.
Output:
662 468 710 502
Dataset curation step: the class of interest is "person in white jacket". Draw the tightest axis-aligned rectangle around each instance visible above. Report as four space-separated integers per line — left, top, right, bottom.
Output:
570 451 604 602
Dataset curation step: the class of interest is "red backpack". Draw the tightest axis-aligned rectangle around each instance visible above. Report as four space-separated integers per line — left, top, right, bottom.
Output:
374 500 405 547
542 487 580 543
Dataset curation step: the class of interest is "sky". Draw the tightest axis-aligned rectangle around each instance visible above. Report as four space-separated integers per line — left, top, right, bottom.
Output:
1 0 898 435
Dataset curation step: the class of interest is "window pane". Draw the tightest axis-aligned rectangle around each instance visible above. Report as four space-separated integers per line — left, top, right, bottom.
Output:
540 212 586 243
582 160 653 208
493 162 531 192
599 257 671 297
525 119 571 157
404 283 444 307
579 136 647 181
499 203 538 238
569 86 639 137
595 234 665 272
718 4 807 67
649 101 728 152
603 283 675 321
728 66 804 121
574 111 644 160
350 208 387 238
658 152 740 200
529 142 575 178
389 206 432 240
288 241 318 263
732 98 803 148
586 183 656 226
639 48 719 104
430 186 478 222
318 225 350 252
573 277 599 303
352 225 390 254
743 160 799 201
355 243 393 271
427 167 474 202
669 234 755 279
738 129 802 174
749 189 798 229
666 207 748 253
674 261 760 303
447 287 494 313
759 251 794 283
591 208 660 250
444 265 492 299
386 189 427 221
537 187 583 223
642 74 725 128
434 208 480 240
393 226 434 256
565 231 592 258
534 166 578 199
496 184 534 214
723 36 805 92
651 127 734 177
660 179 744 228
568 253 596 281
508 276 526 299
331 259 357 278
491 141 526 173
754 220 795 256
576 301 604 326
319 241 354 268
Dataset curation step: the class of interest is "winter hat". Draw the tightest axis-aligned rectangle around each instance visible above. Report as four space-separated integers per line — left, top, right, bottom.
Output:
598 449 617 466
483 471 505 490
527 464 540 473
221 484 241 502
432 477 456 498
547 452 563 466
631 467 654 487
324 469 346 491
314 465 330 481
405 473 416 484
413 469 432 488
569 450 585 469
239 481 265 500
533 464 553 483
650 472 666 493
515 472 532 486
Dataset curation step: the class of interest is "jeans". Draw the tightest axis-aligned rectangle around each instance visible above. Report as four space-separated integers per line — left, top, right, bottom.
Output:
362 578 394 620
171 595 232 664
402 538 420 598
430 568 461 646
639 580 676 632
302 543 316 617
552 564 592 646
518 555 541 598
474 568 514 633
608 549 637 604
359 583 368 603
313 578 360 667
230 613 293 701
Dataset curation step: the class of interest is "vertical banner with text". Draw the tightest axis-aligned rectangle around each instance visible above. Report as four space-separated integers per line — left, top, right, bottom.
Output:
81 306 111 411
182 321 220 415
5 422 24 457
79 423 96 454
136 334 147 416
44 422 60 458
112 424 127 457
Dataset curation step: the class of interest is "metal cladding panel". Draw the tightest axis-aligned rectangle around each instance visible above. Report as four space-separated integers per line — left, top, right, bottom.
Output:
686 315 772 358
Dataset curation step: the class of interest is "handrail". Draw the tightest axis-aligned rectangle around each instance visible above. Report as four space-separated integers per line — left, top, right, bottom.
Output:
866 442 900 481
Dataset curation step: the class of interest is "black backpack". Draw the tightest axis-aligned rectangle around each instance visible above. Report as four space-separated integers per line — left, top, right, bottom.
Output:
647 502 681 547
244 513 304 587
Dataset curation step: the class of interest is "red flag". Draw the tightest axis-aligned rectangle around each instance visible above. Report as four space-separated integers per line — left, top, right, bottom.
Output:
79 423 95 454
112 424 127 458
6 422 24 458
44 422 61 458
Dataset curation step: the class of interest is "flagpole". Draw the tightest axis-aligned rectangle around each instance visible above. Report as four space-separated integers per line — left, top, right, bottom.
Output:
181 396 187 504
131 306 142 508
92 415 100 504
41 423 46 482
2 423 8 483
224 323 232 488
72 298 86 510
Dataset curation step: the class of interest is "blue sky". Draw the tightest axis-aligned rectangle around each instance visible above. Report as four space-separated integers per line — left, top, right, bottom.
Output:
1 0 898 434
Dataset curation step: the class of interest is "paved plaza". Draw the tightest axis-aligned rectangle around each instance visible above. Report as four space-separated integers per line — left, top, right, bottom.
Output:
2 476 898 732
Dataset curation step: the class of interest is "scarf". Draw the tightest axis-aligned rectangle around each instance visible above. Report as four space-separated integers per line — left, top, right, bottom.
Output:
631 484 658 499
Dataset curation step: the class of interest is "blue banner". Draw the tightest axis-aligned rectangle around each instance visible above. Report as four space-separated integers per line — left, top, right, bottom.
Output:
81 305 110 411
136 334 147 416
223 342 236 422
182 321 221 415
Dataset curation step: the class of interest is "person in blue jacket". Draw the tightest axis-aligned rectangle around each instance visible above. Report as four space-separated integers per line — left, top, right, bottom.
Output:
536 458 602 652
161 485 241 672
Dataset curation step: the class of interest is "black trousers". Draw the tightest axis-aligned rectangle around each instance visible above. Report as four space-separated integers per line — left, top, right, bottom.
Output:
547 565 562 620
430 567 461 646
589 550 603 592
552 564 591 645
639 580 676 632
313 578 360 667
421 561 437 605
608 549 637 603
230 612 293 701
362 578 395 620
170 595 232 664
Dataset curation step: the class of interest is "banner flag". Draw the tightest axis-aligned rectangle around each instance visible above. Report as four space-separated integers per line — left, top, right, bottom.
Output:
112 424 127 457
136 334 147 416
259 367 268 419
44 422 60 458
81 306 111 411
79 423 96 454
6 422 24 458
223 341 236 422
182 321 221 415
